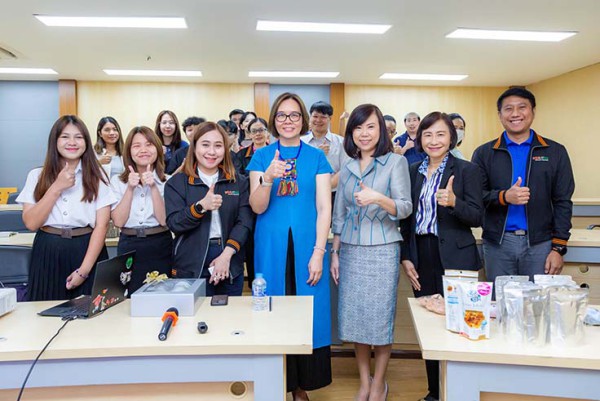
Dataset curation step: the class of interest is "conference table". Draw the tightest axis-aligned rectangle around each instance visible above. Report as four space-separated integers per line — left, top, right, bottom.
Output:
408 298 600 401
0 296 312 401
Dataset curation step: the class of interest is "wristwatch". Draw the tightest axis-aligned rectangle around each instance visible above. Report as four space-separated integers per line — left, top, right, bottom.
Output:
552 244 568 256
194 201 207 214
259 176 273 187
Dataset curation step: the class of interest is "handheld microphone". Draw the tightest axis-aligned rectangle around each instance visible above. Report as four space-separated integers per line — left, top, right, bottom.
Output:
158 307 179 341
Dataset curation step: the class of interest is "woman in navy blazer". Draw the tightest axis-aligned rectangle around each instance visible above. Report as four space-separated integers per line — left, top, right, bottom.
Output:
400 111 483 401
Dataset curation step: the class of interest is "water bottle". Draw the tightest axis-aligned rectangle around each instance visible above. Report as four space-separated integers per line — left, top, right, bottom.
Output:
252 273 269 312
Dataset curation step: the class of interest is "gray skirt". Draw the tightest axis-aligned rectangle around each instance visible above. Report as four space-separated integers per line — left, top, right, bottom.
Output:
338 242 400 345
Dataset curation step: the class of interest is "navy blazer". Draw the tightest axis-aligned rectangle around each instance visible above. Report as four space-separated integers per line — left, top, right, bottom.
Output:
400 153 483 271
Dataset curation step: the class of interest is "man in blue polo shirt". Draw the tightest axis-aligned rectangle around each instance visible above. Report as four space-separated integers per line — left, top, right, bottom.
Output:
392 112 426 166
472 87 575 282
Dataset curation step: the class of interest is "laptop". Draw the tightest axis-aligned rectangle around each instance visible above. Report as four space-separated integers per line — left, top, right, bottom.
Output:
38 251 135 318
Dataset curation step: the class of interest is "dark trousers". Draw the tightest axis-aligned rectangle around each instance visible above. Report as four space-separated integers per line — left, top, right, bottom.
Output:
201 243 244 296
414 234 443 399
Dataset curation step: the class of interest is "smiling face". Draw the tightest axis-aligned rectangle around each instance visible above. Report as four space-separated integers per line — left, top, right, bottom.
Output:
194 130 225 175
159 113 176 137
310 111 331 136
499 95 535 137
99 122 120 145
184 124 199 142
420 119 451 161
57 123 86 162
404 115 420 136
241 114 256 132
275 98 303 143
130 133 158 170
249 120 268 147
352 112 380 158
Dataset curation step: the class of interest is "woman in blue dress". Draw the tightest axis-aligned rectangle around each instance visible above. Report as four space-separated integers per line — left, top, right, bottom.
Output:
247 92 332 401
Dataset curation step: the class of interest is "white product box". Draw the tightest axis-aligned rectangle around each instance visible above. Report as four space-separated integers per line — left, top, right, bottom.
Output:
130 279 206 317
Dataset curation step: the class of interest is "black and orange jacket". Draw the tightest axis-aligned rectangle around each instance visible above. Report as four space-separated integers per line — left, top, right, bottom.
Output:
472 131 575 247
164 168 252 279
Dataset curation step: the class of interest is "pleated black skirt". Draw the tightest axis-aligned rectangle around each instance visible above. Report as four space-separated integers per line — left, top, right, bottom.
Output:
285 229 332 392
28 230 108 301
117 230 173 294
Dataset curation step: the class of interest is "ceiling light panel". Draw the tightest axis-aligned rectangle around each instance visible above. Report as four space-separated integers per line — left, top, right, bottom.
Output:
0 68 58 75
446 28 576 42
249 71 340 78
35 16 187 29
104 69 202 77
379 73 468 81
257 20 391 34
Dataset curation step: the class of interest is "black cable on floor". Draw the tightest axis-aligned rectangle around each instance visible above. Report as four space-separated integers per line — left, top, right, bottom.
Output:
16 316 76 401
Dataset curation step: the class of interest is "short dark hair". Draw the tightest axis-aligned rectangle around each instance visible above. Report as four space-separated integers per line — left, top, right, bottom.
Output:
497 87 536 111
309 101 333 116
268 92 310 138
383 115 396 124
344 104 393 159
217 119 238 135
229 109 244 119
182 116 206 131
248 117 268 132
404 112 420 122
415 112 458 153
448 113 465 128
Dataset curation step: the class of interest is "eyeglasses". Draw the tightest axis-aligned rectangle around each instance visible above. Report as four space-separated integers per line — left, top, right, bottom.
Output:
160 121 176 126
250 128 268 134
275 112 302 123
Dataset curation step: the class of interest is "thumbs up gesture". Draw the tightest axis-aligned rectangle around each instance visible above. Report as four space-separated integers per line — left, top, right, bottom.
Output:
54 162 76 192
354 181 381 207
263 149 287 183
198 184 223 211
127 165 141 188
504 176 530 205
436 175 456 207
141 164 155 187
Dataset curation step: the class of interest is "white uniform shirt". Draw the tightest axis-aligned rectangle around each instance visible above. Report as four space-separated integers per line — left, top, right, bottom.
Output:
16 163 116 228
301 130 350 173
97 152 125 178
110 173 166 228
197 169 222 239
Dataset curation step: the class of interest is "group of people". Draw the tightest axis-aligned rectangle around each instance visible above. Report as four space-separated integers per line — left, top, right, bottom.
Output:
16 86 574 401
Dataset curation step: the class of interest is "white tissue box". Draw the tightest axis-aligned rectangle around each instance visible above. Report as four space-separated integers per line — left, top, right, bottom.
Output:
130 279 206 317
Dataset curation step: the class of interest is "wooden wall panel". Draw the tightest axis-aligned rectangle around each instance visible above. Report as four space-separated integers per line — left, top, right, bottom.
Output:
77 81 254 143
58 79 77 116
253 83 270 120
330 83 345 135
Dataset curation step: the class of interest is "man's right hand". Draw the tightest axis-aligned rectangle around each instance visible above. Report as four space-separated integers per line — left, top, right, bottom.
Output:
504 177 530 205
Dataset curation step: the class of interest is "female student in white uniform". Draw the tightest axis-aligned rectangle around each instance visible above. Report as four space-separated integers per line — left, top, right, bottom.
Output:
110 126 173 294
17 115 115 301
94 116 125 178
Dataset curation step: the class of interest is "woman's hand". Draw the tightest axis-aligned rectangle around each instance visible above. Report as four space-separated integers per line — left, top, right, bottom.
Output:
198 184 222 211
354 181 382 207
99 154 112 165
330 253 340 285
65 268 88 290
209 250 233 285
51 163 76 194
307 250 324 286
436 175 456 208
263 150 287 183
127 166 141 188
141 164 155 187
401 260 421 291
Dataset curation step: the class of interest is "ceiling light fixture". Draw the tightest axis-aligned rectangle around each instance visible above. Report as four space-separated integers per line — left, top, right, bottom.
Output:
256 20 391 34
379 73 468 81
0 68 58 75
104 69 202 77
249 71 340 78
446 28 576 42
35 16 187 29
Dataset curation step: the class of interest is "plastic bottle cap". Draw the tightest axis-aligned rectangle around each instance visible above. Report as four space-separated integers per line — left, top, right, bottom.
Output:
255 273 264 279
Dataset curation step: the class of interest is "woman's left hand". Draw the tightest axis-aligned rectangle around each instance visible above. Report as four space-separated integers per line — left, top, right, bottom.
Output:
354 181 381 207
436 176 456 208
65 268 88 290
209 253 232 285
307 251 324 286
141 164 155 187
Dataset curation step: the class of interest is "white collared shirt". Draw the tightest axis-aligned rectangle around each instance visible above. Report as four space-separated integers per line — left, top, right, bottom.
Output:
301 130 350 173
17 162 116 228
197 168 222 239
110 172 166 228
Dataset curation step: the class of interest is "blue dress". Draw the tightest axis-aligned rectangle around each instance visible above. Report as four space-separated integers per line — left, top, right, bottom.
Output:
247 142 333 349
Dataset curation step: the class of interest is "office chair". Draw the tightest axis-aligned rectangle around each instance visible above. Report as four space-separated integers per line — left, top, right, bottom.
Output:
0 245 31 301
0 210 30 232
7 192 19 204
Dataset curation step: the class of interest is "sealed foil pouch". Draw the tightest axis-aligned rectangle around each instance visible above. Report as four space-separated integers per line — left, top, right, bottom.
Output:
495 275 530 323
502 282 538 342
458 281 493 340
549 287 589 347
522 287 549 347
